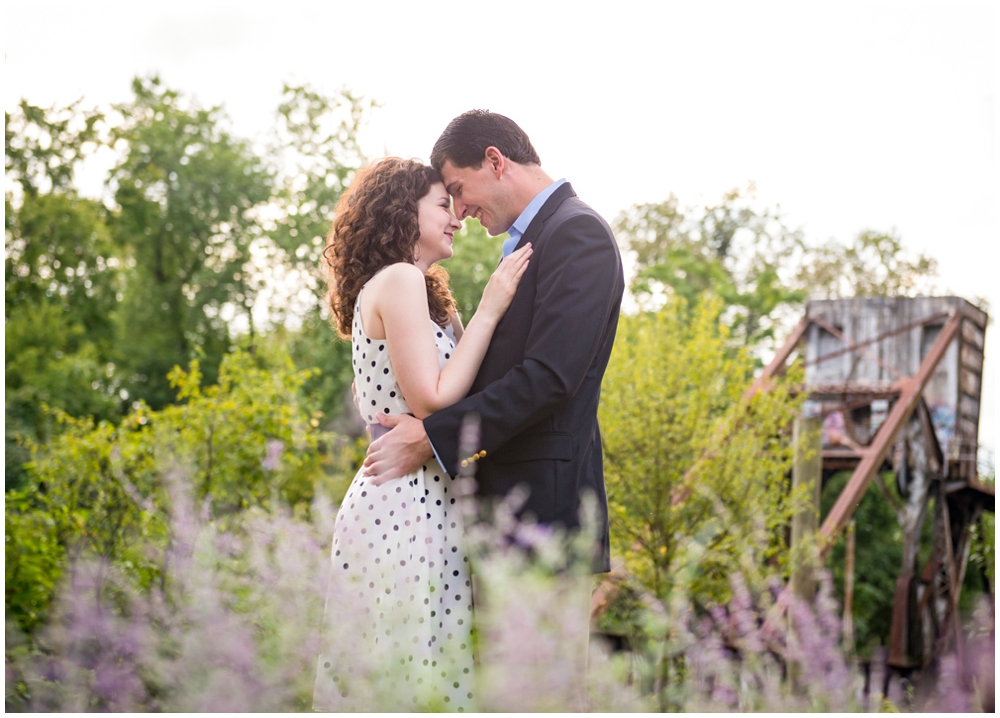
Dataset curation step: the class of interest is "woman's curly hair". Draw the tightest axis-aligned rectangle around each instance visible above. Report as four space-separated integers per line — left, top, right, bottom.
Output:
324 157 456 338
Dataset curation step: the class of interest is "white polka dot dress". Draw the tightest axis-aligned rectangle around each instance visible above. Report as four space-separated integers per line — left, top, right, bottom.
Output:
314 288 474 712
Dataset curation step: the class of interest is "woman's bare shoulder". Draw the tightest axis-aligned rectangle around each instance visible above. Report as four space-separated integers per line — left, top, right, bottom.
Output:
368 262 423 287
364 262 426 305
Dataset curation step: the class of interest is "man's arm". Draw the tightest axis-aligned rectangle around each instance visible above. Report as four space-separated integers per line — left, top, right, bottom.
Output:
363 413 433 485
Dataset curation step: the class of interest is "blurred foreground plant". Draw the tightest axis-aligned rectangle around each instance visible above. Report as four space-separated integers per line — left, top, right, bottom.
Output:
6 463 336 711
5 458 993 711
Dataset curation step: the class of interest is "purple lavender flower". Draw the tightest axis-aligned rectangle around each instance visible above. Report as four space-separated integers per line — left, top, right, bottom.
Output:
261 439 284 471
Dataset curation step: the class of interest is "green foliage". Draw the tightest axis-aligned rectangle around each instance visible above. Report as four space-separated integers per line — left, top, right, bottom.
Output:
964 470 995 609
967 510 995 596
4 82 375 496
5 410 161 634
269 84 373 283
794 229 939 299
6 102 122 490
5 195 122 424
820 471 904 658
253 84 377 416
600 296 807 605
110 76 273 408
4 349 331 638
161 350 326 513
5 99 103 199
615 186 806 347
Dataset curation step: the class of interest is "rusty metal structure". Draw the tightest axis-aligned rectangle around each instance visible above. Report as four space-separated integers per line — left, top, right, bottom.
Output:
756 296 993 669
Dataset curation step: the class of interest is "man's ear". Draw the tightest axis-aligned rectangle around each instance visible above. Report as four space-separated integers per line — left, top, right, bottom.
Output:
484 146 505 178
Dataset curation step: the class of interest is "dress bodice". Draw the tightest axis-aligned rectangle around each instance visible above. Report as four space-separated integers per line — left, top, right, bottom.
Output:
352 287 456 425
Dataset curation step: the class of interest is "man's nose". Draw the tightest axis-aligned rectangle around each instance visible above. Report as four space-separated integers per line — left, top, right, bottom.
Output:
453 197 469 220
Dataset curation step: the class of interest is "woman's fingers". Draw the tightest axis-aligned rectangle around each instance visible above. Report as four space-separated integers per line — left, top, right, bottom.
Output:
506 243 532 265
508 247 531 271
479 243 532 319
498 244 531 282
511 255 530 282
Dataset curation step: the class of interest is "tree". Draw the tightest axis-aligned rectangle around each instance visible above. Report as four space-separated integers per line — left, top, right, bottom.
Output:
599 296 807 604
261 84 376 421
793 229 939 299
5 101 120 490
110 76 272 409
615 185 806 348
5 99 103 200
616 187 942 352
268 83 373 306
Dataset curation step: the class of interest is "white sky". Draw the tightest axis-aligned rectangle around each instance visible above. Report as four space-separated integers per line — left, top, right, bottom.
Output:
5 0 997 456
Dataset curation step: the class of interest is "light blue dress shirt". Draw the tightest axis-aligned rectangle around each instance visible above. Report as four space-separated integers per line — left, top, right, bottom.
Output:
501 178 567 258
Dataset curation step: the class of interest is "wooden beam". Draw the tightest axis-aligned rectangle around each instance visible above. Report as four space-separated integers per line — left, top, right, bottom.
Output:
805 311 949 369
917 398 944 475
743 315 812 402
790 417 823 601
811 315 905 380
818 311 962 560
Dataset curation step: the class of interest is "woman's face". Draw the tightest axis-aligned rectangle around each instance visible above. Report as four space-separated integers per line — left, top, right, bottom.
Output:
414 182 461 270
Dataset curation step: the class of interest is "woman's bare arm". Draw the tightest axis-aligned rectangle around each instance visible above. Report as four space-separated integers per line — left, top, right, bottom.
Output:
361 246 530 418
449 311 465 342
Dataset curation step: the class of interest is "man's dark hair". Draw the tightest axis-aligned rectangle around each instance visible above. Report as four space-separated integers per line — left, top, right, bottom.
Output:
430 110 541 171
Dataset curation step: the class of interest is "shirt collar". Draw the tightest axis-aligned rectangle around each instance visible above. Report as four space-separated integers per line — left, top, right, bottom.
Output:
507 178 567 242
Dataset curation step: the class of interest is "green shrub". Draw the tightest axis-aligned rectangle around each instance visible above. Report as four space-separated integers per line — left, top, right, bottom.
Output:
4 349 335 638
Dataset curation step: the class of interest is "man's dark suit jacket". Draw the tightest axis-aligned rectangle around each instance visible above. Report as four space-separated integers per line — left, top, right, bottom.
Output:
424 182 624 573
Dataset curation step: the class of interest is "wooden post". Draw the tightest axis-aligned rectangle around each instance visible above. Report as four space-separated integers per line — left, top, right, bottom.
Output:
843 520 856 654
790 416 822 601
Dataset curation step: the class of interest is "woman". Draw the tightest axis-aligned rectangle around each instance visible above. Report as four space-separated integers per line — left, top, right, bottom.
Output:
313 158 530 711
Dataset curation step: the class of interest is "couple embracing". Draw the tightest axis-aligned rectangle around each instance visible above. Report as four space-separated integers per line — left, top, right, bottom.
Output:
313 110 624 711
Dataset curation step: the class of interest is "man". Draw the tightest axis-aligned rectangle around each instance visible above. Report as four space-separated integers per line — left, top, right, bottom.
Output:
364 110 623 574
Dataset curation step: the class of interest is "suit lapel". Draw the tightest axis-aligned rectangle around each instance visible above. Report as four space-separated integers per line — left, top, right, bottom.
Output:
511 182 577 253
